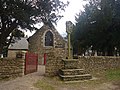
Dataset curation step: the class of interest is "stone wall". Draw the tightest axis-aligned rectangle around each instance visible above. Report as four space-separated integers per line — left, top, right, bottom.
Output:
45 55 120 76
0 58 24 80
78 56 120 73
45 48 66 76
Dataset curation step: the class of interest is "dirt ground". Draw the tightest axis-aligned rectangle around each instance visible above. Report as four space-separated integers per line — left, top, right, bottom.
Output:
0 65 120 90
0 65 45 90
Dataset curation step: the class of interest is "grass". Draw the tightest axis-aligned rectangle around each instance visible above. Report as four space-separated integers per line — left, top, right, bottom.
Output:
106 69 120 81
34 69 120 90
34 80 55 90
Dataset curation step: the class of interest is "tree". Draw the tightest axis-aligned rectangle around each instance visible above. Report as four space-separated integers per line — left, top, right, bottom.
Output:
72 0 120 56
0 0 68 54
2 29 25 57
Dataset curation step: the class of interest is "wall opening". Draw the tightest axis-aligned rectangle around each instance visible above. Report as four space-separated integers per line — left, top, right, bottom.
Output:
45 31 53 46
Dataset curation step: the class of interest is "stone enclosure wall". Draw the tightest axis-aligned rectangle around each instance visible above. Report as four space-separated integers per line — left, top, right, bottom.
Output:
78 56 120 73
45 55 120 76
45 49 66 76
0 58 24 80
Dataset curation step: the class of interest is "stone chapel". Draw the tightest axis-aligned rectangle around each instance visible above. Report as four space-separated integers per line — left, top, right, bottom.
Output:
28 25 67 64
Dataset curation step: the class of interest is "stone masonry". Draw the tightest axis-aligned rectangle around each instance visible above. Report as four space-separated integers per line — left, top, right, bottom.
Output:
0 58 24 80
59 59 92 81
78 56 120 73
28 25 67 65
45 48 66 76
45 55 120 76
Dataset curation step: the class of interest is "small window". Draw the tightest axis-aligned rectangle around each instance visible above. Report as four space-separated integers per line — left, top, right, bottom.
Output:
45 31 53 46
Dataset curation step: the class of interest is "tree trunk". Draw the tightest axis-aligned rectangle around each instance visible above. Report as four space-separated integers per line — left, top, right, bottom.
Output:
0 35 6 54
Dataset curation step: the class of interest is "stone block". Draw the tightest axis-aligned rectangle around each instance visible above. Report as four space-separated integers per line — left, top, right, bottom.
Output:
0 58 24 80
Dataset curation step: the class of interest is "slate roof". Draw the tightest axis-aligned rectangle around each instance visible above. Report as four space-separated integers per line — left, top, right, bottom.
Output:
8 38 28 50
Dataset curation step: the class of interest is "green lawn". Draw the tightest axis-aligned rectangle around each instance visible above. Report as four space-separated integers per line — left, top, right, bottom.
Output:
106 69 120 81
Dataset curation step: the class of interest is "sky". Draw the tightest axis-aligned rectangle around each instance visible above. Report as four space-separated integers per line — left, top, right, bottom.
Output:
26 0 87 37
56 0 87 37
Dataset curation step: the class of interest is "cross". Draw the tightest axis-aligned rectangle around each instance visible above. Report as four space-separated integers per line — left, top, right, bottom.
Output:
66 21 74 59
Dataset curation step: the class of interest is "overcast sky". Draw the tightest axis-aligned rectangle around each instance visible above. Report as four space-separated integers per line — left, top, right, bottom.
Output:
26 0 87 37
56 0 87 37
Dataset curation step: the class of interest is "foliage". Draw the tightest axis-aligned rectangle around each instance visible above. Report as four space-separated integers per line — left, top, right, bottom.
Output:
72 0 120 56
2 29 25 57
0 0 68 53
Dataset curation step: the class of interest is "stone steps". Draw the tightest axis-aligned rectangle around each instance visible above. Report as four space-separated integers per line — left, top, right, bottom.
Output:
59 74 92 81
59 69 86 75
59 59 92 82
59 68 92 81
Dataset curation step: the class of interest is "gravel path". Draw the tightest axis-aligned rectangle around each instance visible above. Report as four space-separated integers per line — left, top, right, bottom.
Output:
0 65 45 90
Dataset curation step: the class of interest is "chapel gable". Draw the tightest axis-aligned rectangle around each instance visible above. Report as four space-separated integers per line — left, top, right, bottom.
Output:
28 25 67 64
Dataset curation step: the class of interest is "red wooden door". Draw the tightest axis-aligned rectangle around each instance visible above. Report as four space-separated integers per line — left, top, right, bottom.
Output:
25 52 38 75
44 53 46 65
